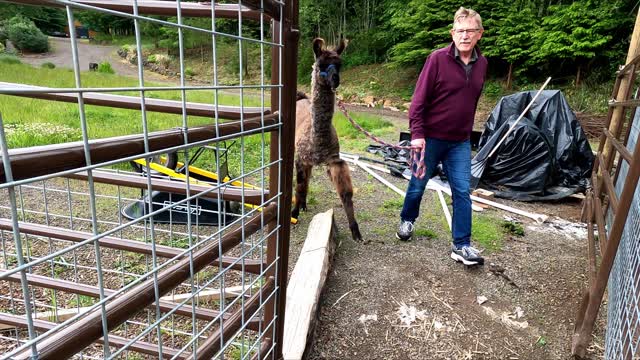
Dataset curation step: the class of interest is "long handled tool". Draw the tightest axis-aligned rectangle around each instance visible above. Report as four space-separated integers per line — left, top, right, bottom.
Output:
470 77 552 189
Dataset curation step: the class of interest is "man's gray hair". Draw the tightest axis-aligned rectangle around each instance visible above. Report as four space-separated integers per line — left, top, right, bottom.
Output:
453 7 483 30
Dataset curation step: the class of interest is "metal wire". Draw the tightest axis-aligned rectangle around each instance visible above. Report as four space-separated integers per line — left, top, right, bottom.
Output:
0 0 285 358
606 108 640 359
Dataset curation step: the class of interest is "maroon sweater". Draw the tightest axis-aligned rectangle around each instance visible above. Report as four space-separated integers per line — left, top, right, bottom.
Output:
409 43 487 142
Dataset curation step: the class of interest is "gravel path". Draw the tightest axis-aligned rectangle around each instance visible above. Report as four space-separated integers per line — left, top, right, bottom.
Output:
20 37 170 83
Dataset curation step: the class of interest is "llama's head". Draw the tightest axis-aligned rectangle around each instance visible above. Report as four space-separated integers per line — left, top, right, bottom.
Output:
312 38 346 91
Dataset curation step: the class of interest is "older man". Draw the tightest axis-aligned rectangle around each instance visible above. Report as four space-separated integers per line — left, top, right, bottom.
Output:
396 7 487 266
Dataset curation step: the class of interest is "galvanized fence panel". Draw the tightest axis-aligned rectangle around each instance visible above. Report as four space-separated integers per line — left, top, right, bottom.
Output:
0 0 295 359
607 107 640 358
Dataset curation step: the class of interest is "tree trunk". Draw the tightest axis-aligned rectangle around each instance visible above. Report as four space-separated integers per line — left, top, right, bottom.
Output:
576 65 581 87
506 62 513 90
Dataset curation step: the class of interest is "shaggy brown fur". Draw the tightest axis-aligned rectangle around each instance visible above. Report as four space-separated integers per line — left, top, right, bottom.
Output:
293 38 362 241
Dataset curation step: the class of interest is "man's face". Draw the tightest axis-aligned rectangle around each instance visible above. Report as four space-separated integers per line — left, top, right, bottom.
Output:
450 17 483 54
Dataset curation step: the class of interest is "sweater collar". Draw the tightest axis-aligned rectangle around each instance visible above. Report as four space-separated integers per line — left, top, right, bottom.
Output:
447 42 482 59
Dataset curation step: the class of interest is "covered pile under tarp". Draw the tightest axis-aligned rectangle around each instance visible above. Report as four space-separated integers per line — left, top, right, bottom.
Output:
474 90 594 201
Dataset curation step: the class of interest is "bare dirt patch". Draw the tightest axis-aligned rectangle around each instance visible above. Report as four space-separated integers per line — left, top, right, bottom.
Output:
287 154 605 359
20 37 172 83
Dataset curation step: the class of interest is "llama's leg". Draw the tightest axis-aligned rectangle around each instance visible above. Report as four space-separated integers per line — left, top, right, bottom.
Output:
292 158 312 219
327 160 362 241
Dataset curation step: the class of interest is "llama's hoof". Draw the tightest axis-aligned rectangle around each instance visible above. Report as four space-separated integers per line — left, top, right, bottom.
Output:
350 223 362 242
291 208 300 219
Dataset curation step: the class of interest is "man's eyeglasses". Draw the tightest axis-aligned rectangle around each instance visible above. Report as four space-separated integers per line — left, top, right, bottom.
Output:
453 28 481 35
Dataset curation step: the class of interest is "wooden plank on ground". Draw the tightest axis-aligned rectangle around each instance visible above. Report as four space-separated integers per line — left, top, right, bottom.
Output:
0 307 91 330
160 285 246 303
282 209 336 360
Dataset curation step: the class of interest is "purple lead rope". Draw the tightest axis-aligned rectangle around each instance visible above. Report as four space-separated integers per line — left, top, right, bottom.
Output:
337 100 426 179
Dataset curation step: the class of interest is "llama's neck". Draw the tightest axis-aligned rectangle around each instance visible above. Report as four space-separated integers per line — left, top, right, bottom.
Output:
310 66 336 139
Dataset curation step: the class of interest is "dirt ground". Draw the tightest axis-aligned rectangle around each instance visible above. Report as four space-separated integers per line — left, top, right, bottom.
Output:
286 108 606 360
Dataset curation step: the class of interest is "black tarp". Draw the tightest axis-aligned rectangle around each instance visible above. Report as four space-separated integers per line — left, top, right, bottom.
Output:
474 90 594 201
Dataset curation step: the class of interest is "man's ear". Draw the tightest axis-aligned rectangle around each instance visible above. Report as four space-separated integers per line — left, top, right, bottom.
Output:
313 38 324 59
336 38 348 55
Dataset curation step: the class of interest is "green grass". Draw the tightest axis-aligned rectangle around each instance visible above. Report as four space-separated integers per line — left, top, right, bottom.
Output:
0 62 272 175
472 213 504 253
381 197 404 210
0 54 22 65
415 228 437 239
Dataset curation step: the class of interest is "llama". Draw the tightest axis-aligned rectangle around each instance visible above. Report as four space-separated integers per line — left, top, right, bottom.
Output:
292 38 362 241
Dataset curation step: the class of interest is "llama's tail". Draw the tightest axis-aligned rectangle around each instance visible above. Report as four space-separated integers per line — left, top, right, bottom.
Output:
296 91 308 101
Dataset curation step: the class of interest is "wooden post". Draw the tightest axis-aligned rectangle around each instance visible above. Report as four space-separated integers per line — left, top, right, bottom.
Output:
601 9 640 166
266 0 299 358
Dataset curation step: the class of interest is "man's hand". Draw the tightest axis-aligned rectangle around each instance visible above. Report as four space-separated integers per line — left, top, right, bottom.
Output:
411 138 425 150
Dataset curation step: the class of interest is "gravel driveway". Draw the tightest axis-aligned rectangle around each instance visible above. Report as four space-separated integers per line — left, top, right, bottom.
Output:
20 37 168 82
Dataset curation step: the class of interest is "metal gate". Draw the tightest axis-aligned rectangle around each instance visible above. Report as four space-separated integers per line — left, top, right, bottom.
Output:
572 41 640 358
0 0 299 358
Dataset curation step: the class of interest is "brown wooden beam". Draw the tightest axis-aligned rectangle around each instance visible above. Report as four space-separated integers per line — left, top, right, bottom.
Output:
598 153 619 214
603 128 633 164
0 82 269 120
241 0 281 20
1 113 278 183
13 203 277 359
594 197 607 256
266 1 300 357
66 170 267 204
3 0 264 20
0 218 266 274
616 51 640 77
0 313 189 359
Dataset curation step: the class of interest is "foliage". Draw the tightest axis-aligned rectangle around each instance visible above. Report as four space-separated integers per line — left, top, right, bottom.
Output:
0 4 65 34
97 61 115 74
41 61 55 69
529 0 629 84
501 221 525 236
384 0 634 84
2 16 49 53
0 41 4 53
0 54 21 64
75 10 133 36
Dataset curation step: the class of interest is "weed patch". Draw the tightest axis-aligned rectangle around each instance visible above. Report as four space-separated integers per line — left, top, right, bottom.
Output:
381 198 404 210
501 221 525 237
472 214 504 253
415 228 437 239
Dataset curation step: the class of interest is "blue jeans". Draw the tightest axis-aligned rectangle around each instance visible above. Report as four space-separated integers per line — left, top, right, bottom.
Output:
400 138 472 248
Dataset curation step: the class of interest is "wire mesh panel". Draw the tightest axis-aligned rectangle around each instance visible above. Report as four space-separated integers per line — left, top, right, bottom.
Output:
0 0 296 359
607 109 640 359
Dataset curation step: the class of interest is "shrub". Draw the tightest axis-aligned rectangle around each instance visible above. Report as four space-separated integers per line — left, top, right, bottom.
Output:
147 54 157 63
184 67 195 77
154 54 171 68
41 62 55 69
97 61 115 74
5 17 49 53
0 42 4 53
0 54 21 64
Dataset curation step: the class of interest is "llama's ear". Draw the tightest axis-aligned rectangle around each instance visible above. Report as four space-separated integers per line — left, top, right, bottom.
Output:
336 39 348 55
312 38 324 59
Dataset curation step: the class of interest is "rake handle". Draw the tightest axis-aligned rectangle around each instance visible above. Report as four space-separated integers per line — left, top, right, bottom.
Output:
486 77 552 159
